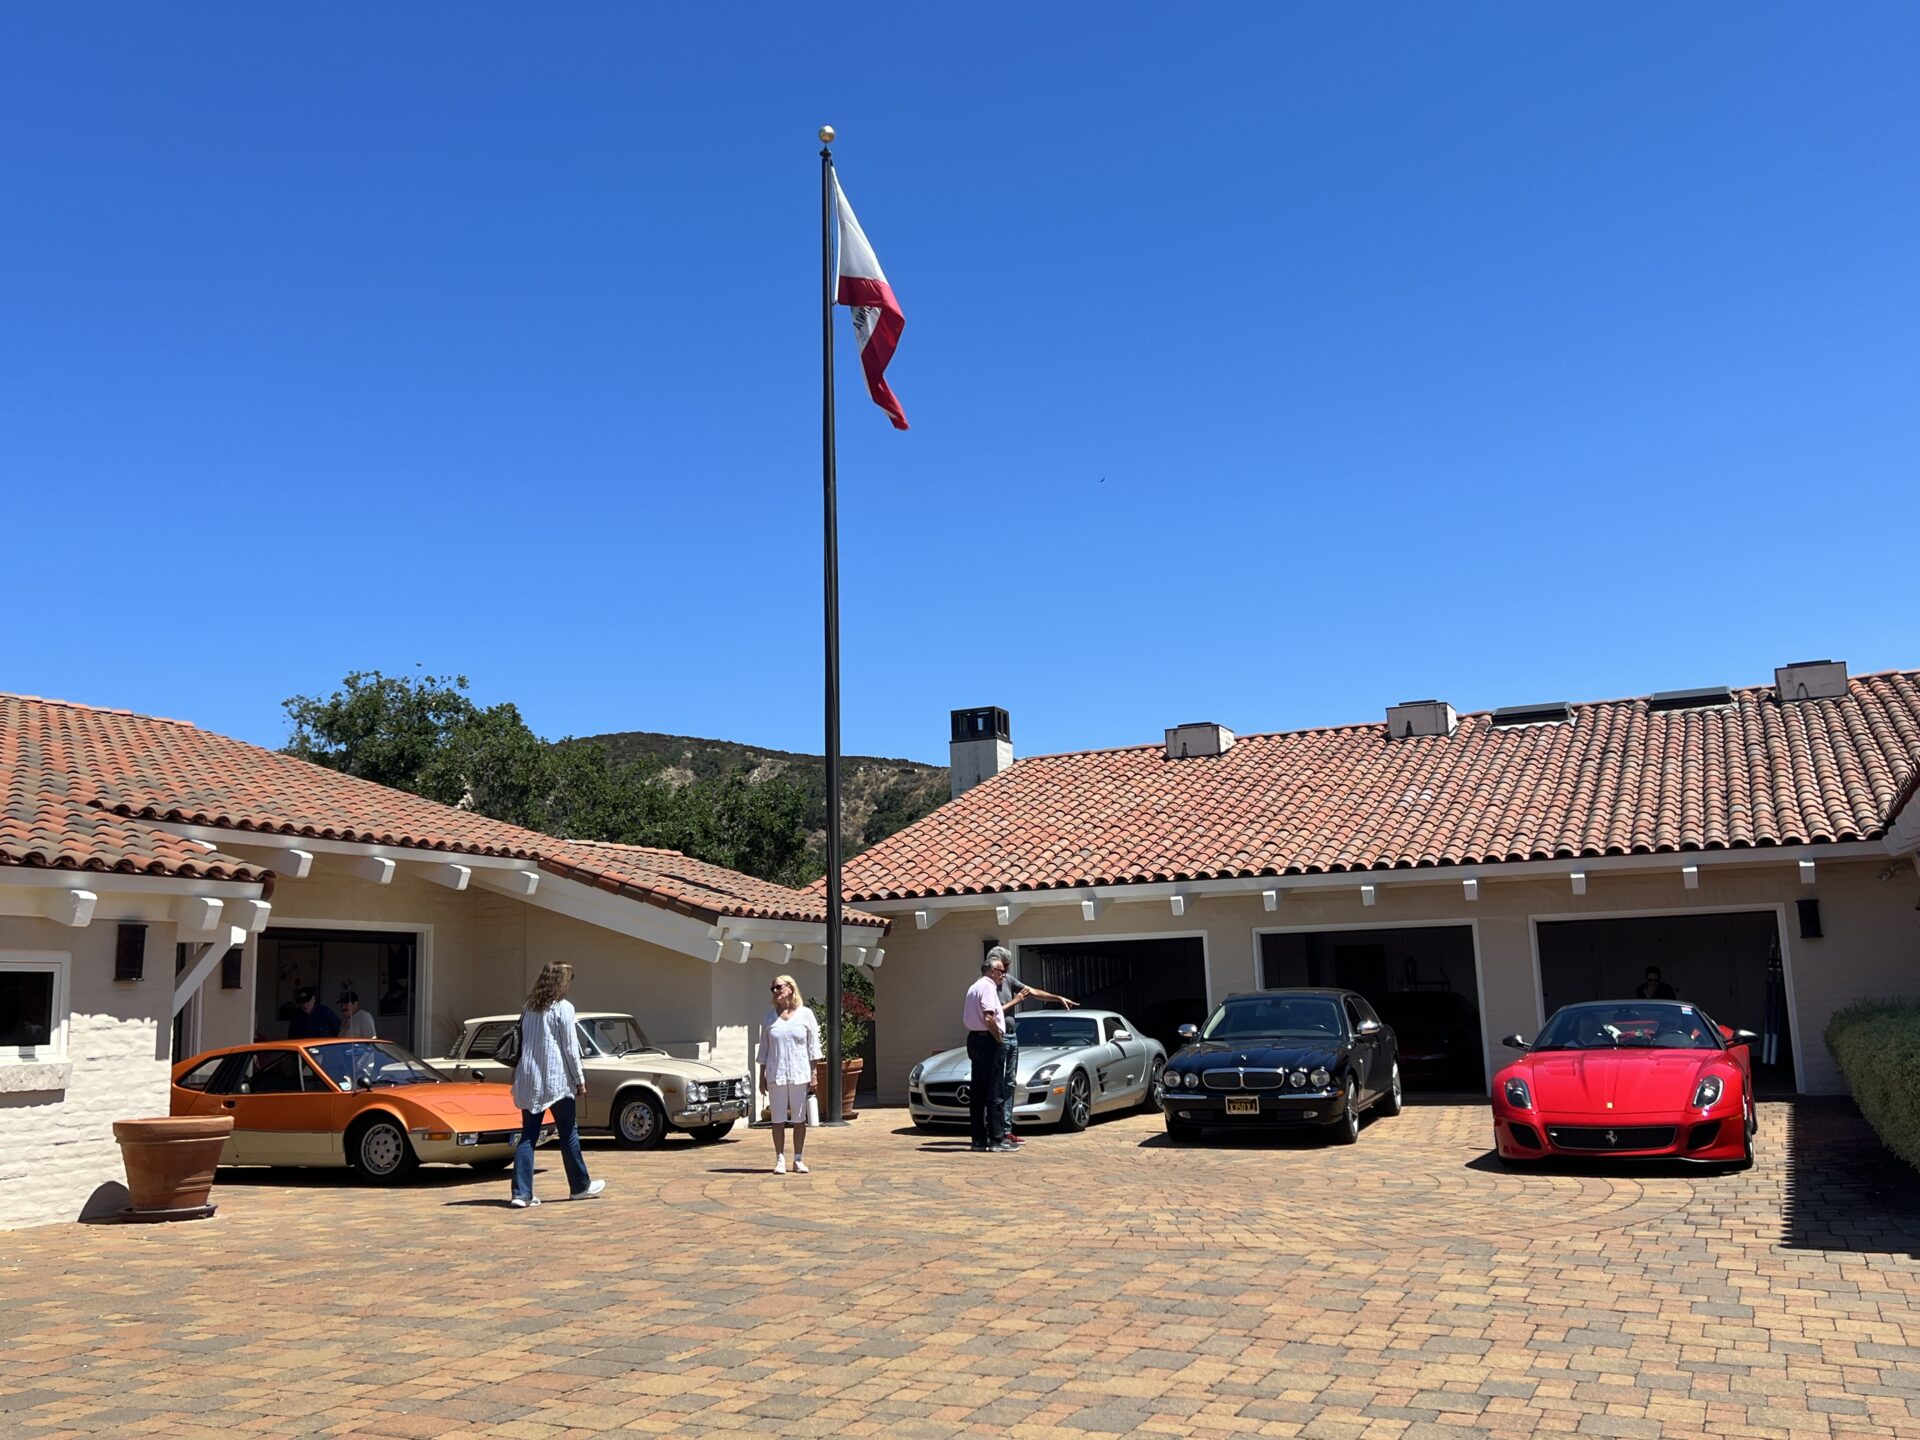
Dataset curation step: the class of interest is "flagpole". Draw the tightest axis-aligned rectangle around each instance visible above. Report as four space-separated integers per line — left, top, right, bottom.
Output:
819 125 845 1125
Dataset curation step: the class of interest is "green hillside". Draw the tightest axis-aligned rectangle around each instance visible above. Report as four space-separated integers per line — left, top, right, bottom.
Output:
570 729 951 859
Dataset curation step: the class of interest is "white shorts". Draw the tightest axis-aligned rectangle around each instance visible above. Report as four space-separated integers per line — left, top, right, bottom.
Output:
769 1081 812 1124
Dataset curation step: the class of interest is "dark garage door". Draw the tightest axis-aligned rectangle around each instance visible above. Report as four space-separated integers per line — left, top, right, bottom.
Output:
1014 937 1208 1053
1260 926 1484 1093
1535 911 1796 1094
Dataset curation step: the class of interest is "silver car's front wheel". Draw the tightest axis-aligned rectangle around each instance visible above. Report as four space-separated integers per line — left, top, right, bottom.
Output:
1143 1057 1166 1112
1061 1071 1092 1132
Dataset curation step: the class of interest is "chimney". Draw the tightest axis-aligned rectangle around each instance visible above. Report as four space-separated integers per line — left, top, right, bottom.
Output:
1385 700 1457 740
1164 721 1234 760
950 707 1012 799
1775 659 1848 703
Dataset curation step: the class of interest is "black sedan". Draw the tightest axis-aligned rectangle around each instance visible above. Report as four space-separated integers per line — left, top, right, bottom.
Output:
1159 989 1402 1144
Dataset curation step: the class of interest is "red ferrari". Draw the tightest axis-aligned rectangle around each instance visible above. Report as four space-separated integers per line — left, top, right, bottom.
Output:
1492 1000 1757 1168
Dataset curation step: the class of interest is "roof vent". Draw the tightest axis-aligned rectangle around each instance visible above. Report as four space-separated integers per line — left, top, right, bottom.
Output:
1775 659 1848 703
1165 721 1234 760
1491 701 1572 729
1385 700 1457 740
1647 686 1734 713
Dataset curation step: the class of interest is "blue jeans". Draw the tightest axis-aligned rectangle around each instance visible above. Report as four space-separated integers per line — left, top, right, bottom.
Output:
514 1095 590 1201
996 1037 1019 1138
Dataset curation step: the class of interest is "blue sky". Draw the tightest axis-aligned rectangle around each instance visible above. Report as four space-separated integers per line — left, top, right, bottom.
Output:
3 6 1916 766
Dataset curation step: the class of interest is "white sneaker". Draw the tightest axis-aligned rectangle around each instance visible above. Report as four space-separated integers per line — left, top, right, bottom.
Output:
791 1158 809 1174
508 1196 540 1209
773 1155 787 1174
569 1179 607 1200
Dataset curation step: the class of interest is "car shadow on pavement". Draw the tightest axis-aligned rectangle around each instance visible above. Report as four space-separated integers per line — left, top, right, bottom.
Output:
1782 1098 1920 1257
215 1165 501 1190
1134 1129 1345 1151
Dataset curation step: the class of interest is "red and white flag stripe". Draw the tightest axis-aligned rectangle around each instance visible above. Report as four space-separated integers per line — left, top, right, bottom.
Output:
833 175 908 431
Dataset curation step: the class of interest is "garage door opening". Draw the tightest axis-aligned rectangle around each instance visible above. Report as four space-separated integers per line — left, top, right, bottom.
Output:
1535 911 1797 1095
255 928 420 1051
1260 926 1484 1094
1013 937 1207 1053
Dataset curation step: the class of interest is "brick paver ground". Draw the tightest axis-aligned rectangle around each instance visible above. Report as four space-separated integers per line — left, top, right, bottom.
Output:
4 1099 1919 1439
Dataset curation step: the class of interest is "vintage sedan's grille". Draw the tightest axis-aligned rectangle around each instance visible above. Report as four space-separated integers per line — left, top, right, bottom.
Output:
1546 1125 1676 1151
924 1082 969 1106
1202 1068 1285 1090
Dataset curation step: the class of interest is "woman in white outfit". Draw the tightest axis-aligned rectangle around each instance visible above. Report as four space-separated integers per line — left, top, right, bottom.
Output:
758 975 821 1174
509 961 607 1208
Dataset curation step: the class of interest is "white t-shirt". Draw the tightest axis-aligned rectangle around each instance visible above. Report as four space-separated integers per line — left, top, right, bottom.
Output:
341 1009 377 1039
759 1006 822 1086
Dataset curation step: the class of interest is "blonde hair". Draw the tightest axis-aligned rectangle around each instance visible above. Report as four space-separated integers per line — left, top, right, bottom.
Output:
525 961 574 1012
772 974 801 1012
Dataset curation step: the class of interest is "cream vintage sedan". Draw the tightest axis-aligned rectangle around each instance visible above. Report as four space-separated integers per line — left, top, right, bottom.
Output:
437 1011 750 1149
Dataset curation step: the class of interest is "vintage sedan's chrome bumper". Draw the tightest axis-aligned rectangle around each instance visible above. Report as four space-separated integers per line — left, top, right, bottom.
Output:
669 1098 750 1128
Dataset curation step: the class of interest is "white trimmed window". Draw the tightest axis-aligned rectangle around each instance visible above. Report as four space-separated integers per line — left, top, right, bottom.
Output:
0 952 72 1062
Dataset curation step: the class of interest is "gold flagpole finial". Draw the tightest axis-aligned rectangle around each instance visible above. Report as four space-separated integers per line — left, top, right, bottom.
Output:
818 125 835 144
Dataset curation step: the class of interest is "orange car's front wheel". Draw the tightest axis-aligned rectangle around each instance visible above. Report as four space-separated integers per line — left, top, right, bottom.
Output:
350 1115 418 1184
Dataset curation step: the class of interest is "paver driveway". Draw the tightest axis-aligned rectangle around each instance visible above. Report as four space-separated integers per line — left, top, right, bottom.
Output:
3 1101 1918 1439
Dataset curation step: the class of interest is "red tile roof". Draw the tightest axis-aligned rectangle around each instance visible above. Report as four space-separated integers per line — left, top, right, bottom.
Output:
837 671 1920 902
546 841 885 930
1 693 883 929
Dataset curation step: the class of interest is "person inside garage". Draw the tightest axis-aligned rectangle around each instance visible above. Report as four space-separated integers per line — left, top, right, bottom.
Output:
1637 966 1678 1000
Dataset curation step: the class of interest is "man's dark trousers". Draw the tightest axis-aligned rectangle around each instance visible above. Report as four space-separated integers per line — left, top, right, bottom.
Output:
966 1030 1001 1148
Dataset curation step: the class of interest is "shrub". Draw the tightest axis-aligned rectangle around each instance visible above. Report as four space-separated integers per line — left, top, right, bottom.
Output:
809 981 873 1059
1825 998 1920 1173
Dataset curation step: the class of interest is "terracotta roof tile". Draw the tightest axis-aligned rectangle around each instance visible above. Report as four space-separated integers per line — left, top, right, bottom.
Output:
838 671 1920 902
546 841 885 930
1 692 882 930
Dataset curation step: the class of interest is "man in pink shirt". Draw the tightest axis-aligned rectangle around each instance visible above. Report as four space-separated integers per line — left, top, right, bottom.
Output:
962 962 1013 1152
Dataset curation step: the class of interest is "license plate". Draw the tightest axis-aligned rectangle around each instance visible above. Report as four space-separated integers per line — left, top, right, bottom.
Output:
1225 1095 1259 1116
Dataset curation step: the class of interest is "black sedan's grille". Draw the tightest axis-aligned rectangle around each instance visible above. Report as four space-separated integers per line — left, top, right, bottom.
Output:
1546 1125 1676 1151
1202 1068 1286 1090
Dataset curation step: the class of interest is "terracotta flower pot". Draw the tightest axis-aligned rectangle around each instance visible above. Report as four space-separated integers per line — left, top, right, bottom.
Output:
811 1057 864 1119
112 1115 233 1213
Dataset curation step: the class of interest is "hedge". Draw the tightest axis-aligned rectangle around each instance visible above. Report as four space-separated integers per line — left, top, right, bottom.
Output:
1825 999 1920 1173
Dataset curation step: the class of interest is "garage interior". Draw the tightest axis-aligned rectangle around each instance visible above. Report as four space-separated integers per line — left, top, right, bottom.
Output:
1012 936 1208 1052
1259 925 1484 1093
255 928 420 1049
1534 910 1798 1094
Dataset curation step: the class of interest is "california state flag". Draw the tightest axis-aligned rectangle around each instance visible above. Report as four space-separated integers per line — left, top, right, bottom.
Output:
833 176 909 431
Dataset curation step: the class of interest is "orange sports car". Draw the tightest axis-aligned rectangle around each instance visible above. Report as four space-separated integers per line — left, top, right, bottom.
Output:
170 1039 549 1183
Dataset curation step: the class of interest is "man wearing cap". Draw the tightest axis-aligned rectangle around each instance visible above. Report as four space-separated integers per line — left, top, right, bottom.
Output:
287 987 342 1040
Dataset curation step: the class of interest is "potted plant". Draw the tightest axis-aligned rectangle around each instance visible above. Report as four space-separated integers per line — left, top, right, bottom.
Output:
809 982 873 1119
111 1114 233 1217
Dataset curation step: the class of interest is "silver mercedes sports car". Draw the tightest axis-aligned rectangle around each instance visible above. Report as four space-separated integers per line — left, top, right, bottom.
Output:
907 1008 1168 1132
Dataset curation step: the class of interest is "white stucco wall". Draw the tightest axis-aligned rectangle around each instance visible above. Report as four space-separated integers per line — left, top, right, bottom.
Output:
871 856 1920 1103
0 915 174 1230
524 909 719 1061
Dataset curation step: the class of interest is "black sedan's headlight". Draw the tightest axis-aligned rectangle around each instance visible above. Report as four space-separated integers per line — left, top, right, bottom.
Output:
1503 1077 1533 1110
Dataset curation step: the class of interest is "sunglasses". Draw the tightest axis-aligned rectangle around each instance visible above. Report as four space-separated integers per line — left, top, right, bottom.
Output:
771 983 790 993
